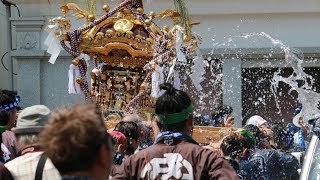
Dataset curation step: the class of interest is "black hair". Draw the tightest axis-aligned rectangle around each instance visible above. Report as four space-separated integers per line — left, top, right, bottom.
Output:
156 83 191 115
243 124 262 147
155 83 192 132
0 90 18 131
193 115 209 126
240 131 256 150
114 121 140 140
0 110 9 126
0 90 17 106
114 121 140 155
271 123 287 149
220 133 243 159
0 90 16 163
212 105 233 119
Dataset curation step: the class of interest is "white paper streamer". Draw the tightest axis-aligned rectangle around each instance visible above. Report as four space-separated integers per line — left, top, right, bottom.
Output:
173 71 181 90
175 27 187 64
166 58 177 82
189 48 206 91
44 24 62 64
151 65 164 98
68 64 81 94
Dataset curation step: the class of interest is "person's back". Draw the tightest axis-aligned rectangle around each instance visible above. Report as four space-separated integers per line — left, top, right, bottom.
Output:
112 83 238 180
4 105 60 180
40 103 113 180
114 121 140 156
0 90 21 161
220 132 245 173
115 136 235 179
249 148 299 180
5 151 59 180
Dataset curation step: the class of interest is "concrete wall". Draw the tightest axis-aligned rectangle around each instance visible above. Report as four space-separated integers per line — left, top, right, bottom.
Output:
5 0 320 49
0 4 19 90
0 3 8 90
15 53 84 109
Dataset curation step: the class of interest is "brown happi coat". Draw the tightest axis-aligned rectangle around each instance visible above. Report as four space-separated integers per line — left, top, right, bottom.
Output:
112 137 239 180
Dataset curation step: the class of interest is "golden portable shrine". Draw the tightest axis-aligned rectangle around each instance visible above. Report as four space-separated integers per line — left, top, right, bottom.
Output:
46 0 201 115
45 0 236 143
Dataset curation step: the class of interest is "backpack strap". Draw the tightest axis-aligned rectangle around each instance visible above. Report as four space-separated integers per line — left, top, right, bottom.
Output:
35 153 48 180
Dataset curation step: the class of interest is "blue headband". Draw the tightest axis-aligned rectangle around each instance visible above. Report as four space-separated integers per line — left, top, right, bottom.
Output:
0 96 20 111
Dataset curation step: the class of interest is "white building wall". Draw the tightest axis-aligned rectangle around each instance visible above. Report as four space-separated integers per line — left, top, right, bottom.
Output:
1 0 319 52
0 4 18 90
5 0 320 48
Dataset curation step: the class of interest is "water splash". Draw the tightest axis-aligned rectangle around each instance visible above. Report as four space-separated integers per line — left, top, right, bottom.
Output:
241 32 320 121
178 57 223 115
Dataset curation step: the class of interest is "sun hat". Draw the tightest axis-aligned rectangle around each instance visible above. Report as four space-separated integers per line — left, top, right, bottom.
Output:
12 105 51 134
246 115 267 127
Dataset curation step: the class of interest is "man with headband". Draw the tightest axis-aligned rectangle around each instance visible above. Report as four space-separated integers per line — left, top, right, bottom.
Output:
211 105 234 127
0 90 21 162
112 83 239 179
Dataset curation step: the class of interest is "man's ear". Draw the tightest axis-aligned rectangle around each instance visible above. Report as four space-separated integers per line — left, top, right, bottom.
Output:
117 144 125 154
117 144 122 151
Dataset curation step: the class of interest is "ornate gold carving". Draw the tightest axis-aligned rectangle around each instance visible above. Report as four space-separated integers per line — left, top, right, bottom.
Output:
60 3 90 23
136 7 144 15
163 26 170 32
83 16 160 42
61 33 69 41
114 19 134 33
144 19 151 26
122 8 131 15
126 31 133 38
149 24 163 36
115 32 122 37
102 5 110 12
133 19 142 25
135 35 142 42
72 58 80 66
90 72 96 79
49 17 71 31
88 14 95 22
76 77 84 84
98 55 150 67
85 34 94 41
87 18 116 37
96 32 104 40
81 42 152 58
56 0 199 115
79 34 154 55
156 9 180 24
146 38 154 45
149 11 156 19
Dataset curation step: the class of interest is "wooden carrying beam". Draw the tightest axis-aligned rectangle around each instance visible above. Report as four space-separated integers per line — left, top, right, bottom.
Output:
105 121 236 145
192 126 235 145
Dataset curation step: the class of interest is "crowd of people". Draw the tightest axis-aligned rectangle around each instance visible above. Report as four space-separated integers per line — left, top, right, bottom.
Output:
0 83 317 179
